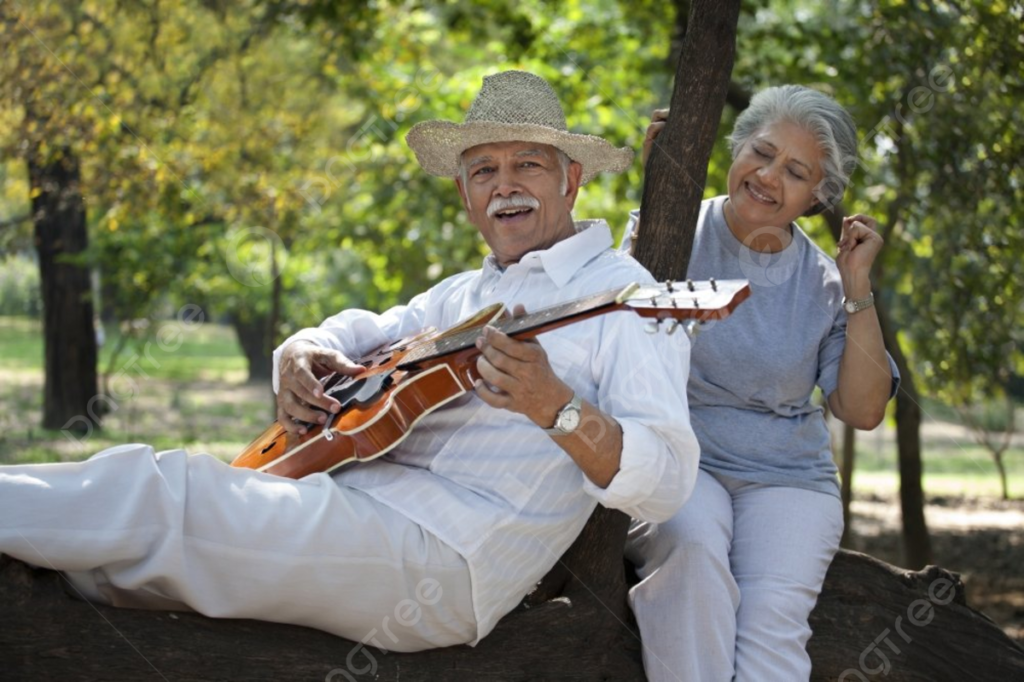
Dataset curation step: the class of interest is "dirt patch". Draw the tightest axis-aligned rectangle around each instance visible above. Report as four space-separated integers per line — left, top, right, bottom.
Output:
846 492 1024 644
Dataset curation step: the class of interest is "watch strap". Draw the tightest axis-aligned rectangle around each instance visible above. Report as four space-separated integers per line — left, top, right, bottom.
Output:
843 292 875 314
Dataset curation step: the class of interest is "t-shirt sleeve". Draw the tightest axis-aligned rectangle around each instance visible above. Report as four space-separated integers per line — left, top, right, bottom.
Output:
816 310 847 399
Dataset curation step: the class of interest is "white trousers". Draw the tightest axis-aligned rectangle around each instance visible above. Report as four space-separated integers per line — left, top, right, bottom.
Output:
0 444 476 652
626 469 843 682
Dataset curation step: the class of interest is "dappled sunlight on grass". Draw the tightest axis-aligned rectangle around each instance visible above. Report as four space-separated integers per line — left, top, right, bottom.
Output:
0 317 270 465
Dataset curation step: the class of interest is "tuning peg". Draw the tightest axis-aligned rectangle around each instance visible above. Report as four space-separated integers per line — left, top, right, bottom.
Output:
686 279 695 292
664 319 680 335
644 320 660 334
665 280 675 293
683 320 701 339
710 277 718 292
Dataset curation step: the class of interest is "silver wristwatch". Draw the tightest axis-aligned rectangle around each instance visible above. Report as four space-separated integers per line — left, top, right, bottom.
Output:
544 394 583 436
842 292 875 315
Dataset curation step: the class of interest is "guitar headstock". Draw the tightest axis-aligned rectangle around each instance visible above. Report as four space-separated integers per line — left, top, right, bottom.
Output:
618 279 751 326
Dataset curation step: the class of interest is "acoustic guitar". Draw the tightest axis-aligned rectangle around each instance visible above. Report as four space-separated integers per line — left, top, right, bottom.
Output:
232 279 750 479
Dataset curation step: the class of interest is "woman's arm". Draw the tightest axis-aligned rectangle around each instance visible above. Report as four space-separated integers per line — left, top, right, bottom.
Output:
827 214 893 429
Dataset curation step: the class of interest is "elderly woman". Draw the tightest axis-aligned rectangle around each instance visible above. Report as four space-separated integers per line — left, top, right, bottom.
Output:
622 85 898 681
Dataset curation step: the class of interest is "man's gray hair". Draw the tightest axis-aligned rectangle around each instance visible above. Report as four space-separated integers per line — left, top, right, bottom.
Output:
458 148 572 210
728 85 858 215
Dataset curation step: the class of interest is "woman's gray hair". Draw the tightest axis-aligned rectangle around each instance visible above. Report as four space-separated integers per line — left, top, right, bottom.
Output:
728 85 858 215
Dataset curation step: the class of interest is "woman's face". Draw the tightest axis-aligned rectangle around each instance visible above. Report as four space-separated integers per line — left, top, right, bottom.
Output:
726 120 826 232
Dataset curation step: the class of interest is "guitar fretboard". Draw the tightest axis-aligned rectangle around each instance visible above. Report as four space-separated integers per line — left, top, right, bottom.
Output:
398 288 625 368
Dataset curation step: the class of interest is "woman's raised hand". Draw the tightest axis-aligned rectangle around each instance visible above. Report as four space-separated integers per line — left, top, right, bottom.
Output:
641 108 670 168
836 214 884 297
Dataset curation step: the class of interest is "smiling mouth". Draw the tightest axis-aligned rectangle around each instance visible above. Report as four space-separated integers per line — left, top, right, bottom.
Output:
746 182 776 205
494 207 534 222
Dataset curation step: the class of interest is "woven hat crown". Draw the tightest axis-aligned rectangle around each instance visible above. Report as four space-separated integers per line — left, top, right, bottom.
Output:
405 70 633 183
465 71 569 130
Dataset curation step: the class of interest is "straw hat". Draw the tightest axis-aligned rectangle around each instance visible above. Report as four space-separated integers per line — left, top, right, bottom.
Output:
406 70 633 184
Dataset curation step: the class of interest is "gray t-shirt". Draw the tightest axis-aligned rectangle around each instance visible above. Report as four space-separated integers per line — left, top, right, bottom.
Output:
622 196 897 497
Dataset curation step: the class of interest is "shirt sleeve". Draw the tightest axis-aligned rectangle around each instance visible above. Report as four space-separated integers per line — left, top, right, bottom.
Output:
271 290 432 395
580 311 701 523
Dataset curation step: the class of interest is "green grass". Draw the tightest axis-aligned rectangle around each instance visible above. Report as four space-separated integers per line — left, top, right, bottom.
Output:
0 317 44 370
845 424 1024 498
0 314 266 466
850 470 1023 498
0 315 247 381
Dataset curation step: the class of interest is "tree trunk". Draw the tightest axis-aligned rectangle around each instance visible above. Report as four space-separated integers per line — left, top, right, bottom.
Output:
995 451 1009 501
28 146 99 433
5 550 1022 681
232 314 274 383
633 0 742 281
840 421 856 547
875 292 933 568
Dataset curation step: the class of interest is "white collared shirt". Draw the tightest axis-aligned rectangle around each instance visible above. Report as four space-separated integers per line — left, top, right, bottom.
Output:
273 220 699 641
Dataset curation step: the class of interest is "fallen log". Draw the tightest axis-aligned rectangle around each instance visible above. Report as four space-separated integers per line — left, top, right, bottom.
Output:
3 543 1023 681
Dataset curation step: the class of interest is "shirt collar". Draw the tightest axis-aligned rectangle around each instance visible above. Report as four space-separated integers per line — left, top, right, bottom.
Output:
482 219 613 288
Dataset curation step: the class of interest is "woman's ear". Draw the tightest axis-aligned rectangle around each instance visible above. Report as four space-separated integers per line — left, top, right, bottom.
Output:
804 199 826 217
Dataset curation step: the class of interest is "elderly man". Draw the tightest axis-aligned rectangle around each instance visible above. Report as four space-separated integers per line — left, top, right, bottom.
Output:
0 71 698 651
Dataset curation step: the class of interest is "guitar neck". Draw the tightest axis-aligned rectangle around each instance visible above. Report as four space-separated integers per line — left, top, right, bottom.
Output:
398 287 627 368
396 278 750 369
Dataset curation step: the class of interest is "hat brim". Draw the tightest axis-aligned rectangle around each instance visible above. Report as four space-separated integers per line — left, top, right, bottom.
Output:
406 121 634 185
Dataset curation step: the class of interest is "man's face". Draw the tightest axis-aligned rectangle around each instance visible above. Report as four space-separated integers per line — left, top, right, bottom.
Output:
456 141 583 268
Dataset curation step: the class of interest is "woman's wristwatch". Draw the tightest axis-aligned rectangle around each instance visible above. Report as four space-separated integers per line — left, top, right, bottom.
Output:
842 292 875 314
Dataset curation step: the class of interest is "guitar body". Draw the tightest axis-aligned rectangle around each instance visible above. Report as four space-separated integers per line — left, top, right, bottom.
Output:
232 305 504 478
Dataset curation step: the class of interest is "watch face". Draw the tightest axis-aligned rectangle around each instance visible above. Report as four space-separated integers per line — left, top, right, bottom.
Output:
559 408 581 432
844 300 856 314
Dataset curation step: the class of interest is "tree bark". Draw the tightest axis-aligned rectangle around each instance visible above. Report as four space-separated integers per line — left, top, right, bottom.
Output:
5 551 1022 681
840 422 856 547
28 145 99 433
232 313 273 383
633 0 742 281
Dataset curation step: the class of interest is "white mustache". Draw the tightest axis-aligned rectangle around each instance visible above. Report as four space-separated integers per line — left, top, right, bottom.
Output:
487 195 540 218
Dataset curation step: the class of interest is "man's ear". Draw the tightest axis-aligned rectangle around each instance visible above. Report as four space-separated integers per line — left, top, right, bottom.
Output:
455 175 471 212
563 161 584 210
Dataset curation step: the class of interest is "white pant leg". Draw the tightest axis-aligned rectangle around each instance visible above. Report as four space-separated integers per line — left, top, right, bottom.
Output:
0 444 476 652
725 475 843 682
626 469 740 682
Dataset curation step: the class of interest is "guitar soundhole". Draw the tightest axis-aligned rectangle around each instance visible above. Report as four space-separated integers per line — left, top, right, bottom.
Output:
261 441 278 455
